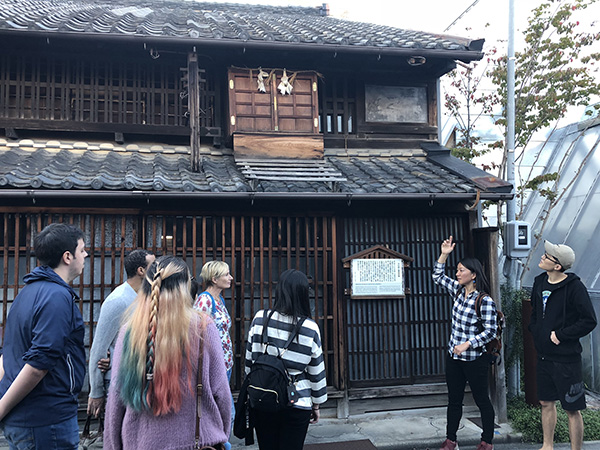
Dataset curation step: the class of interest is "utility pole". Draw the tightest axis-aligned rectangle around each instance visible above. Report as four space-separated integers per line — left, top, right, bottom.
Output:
504 0 520 398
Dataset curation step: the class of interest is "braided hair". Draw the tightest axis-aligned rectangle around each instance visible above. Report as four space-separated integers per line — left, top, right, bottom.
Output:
118 255 200 416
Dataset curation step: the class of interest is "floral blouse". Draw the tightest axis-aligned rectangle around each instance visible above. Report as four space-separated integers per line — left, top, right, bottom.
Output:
193 291 234 370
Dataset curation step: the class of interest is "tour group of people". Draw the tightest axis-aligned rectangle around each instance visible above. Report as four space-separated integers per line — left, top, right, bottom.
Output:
0 223 595 450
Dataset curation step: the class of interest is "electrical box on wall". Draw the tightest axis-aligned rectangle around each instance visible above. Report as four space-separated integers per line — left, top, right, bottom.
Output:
504 221 531 258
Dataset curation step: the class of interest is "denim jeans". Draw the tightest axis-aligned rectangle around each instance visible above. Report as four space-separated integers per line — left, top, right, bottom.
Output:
3 415 79 450
225 368 234 450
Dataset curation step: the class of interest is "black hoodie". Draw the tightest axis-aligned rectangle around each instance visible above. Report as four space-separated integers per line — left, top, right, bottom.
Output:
529 272 597 363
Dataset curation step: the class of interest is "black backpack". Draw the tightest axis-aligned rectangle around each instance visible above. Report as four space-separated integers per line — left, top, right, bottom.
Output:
474 292 505 365
246 311 305 412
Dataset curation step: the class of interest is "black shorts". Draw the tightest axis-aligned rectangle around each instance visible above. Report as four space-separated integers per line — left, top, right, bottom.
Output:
536 358 586 411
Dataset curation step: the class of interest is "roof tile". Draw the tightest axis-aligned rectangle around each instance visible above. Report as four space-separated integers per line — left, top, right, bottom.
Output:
0 139 488 196
0 0 479 56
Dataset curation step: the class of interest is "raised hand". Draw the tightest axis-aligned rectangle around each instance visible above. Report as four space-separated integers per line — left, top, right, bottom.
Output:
441 236 456 255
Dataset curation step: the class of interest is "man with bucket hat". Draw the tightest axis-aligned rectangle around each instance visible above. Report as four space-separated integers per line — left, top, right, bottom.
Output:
529 240 597 450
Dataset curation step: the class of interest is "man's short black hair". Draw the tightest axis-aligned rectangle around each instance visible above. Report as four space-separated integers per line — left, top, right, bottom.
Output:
34 223 85 269
124 249 153 278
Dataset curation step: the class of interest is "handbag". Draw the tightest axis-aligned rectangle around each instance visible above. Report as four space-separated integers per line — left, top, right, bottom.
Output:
194 329 226 450
79 413 104 450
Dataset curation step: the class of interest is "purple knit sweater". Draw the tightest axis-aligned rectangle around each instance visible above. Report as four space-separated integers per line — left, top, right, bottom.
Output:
104 315 232 450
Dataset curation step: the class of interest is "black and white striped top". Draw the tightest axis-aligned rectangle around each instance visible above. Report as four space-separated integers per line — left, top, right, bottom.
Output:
244 309 327 410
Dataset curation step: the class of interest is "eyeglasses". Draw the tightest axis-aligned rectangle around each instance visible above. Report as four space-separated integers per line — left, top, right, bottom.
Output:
543 253 561 265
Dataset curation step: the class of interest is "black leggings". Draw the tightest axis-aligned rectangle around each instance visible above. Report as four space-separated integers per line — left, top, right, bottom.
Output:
252 407 312 450
445 353 495 444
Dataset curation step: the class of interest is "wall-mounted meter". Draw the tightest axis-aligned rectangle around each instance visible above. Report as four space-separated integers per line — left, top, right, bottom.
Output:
504 221 531 258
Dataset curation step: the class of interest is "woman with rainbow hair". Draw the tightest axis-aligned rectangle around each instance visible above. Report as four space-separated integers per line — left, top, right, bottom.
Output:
104 255 231 450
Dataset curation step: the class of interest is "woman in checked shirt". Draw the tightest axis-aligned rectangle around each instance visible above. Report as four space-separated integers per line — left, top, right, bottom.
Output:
432 236 498 450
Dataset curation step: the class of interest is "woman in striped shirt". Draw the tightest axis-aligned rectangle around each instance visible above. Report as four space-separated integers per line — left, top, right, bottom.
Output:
244 269 327 450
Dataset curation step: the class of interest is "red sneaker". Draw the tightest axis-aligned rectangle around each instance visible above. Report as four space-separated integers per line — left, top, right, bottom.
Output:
439 439 458 450
475 441 493 450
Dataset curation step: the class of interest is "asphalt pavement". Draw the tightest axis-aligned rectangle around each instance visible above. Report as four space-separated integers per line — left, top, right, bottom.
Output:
229 405 599 450
1 405 599 449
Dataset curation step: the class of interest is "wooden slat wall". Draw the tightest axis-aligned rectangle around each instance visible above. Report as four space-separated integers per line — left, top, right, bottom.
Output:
342 215 469 387
0 210 339 392
0 211 139 351
1 209 474 391
142 213 339 389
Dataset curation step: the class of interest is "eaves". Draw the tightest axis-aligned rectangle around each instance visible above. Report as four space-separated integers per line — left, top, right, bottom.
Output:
0 29 485 63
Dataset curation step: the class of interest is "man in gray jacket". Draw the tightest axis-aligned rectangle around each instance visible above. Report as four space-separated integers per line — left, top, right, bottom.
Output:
87 249 154 418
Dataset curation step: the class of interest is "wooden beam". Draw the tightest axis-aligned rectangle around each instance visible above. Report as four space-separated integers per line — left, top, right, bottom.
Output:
233 132 324 159
324 136 436 149
188 52 201 172
348 383 453 400
0 119 189 136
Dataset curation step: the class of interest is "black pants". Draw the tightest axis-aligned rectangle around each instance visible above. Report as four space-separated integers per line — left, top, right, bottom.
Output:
251 407 312 450
445 353 495 444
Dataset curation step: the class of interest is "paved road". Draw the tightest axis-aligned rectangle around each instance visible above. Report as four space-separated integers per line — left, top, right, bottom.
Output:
491 444 598 450
401 443 599 450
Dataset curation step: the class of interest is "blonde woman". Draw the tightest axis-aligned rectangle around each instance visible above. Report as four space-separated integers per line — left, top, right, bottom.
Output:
194 260 235 449
194 261 234 374
104 256 231 450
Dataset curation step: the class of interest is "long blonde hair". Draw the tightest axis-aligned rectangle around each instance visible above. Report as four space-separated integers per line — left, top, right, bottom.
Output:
118 255 202 416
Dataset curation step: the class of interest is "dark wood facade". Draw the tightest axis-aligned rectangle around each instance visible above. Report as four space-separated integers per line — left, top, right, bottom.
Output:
0 204 489 412
0 2 508 416
0 44 441 150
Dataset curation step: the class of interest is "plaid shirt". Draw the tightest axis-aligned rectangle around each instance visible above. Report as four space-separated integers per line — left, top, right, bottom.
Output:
432 262 498 361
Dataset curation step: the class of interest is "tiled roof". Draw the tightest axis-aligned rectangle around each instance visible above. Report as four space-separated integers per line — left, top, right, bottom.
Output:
0 0 482 56
0 139 506 197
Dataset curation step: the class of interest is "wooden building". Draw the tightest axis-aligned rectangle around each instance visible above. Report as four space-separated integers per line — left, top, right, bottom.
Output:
0 0 512 416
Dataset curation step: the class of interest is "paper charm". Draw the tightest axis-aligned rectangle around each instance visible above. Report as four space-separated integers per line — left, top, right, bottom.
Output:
257 68 268 93
278 69 293 95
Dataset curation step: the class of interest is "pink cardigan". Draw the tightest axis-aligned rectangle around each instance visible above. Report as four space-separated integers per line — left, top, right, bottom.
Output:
104 315 231 450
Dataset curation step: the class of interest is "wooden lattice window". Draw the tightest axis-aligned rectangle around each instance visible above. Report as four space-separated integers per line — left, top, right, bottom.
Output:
319 76 357 135
0 53 216 131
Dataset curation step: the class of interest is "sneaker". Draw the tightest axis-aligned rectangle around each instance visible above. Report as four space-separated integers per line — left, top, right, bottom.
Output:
439 438 458 450
475 441 493 450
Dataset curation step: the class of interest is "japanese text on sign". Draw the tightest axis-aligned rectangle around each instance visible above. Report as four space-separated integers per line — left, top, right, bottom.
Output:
350 258 405 297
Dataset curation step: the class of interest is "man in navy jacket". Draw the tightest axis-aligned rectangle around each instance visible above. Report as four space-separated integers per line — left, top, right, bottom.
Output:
0 223 88 449
529 240 597 450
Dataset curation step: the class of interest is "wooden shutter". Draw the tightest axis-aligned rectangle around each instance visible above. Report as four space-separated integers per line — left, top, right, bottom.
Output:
228 68 319 135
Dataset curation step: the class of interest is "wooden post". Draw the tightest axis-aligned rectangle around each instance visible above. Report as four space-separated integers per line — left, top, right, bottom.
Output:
473 227 508 423
188 52 201 172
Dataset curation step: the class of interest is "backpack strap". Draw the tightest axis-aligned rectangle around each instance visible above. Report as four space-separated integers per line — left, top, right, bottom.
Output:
474 292 485 318
199 291 218 317
261 309 306 353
